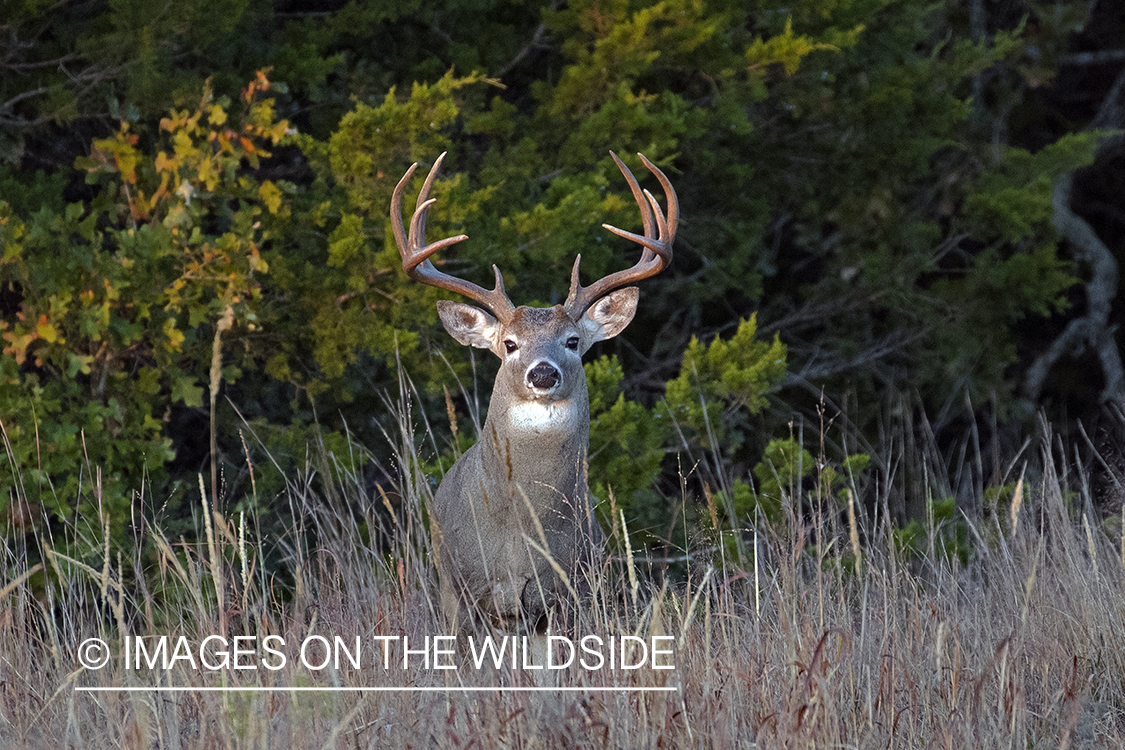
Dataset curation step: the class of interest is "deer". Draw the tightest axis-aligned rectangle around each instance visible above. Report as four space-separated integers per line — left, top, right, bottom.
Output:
390 151 676 636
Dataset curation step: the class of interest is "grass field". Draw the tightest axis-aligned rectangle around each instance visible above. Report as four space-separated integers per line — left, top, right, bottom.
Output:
3 404 1125 749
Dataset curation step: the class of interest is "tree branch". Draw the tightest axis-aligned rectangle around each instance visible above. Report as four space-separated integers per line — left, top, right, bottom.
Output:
1024 64 1125 405
1061 49 1125 67
496 22 548 78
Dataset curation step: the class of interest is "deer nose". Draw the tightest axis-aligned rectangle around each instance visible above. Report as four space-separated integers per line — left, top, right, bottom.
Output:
527 361 561 390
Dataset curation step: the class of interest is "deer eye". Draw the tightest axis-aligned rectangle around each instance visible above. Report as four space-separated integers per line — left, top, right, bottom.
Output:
504 340 518 354
566 337 580 351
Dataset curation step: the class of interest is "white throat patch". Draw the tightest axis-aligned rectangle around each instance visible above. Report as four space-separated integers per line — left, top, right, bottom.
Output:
507 399 579 435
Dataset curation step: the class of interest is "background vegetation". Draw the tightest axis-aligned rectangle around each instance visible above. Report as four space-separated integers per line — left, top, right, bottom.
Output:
2 0 1125 621
2 4 1125 743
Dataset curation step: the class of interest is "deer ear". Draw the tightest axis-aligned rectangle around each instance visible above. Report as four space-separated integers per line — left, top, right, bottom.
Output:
437 301 500 350
581 287 639 343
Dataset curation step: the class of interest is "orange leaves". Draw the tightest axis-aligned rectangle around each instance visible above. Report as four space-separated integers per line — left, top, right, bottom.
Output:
88 130 141 185
242 68 273 103
1 329 36 365
0 71 301 510
247 245 269 274
14 69 293 407
10 70 296 401
84 70 290 227
35 314 58 343
1 314 57 365
153 151 175 173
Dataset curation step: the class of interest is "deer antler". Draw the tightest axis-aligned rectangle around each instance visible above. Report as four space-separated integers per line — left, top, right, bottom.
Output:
391 152 515 324
564 152 677 318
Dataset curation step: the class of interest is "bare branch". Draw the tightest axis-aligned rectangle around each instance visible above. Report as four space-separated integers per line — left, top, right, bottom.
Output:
0 58 131 127
0 86 52 114
1 52 80 72
785 329 920 385
1060 49 1125 67
496 22 548 78
1024 64 1125 406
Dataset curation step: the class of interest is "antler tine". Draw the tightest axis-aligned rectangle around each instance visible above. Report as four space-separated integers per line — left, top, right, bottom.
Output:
390 152 515 323
639 152 678 239
390 161 418 252
565 151 677 317
610 152 655 256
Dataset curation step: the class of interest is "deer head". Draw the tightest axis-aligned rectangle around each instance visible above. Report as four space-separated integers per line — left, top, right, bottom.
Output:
390 151 676 631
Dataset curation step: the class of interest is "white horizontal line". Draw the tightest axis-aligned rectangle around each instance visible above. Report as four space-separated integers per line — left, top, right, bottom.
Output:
77 685 678 693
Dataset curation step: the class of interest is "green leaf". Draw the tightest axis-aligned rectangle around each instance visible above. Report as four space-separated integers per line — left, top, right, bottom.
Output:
172 375 204 408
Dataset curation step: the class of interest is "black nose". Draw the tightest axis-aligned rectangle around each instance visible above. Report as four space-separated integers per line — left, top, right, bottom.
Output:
527 362 561 390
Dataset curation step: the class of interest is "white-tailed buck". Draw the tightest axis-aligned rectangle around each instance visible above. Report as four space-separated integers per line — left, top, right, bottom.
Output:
391 152 676 632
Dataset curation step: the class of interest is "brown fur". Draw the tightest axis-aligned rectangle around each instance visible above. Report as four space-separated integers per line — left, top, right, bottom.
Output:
433 292 638 632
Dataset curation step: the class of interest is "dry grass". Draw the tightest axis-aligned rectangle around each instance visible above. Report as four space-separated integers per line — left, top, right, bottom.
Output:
3 401 1125 749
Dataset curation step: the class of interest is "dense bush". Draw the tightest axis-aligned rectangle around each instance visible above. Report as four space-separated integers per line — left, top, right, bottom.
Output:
2 0 1123 554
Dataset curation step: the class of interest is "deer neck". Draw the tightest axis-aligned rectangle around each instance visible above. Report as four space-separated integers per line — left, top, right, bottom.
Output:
478 383 590 501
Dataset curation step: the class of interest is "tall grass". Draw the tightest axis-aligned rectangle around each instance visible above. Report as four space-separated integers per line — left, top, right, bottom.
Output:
2 391 1124 748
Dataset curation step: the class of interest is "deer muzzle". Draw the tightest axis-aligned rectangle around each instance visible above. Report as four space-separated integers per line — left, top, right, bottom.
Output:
526 360 562 391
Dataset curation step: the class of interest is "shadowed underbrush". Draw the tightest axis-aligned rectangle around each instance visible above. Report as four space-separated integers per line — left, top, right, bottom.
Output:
3 403 1125 749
